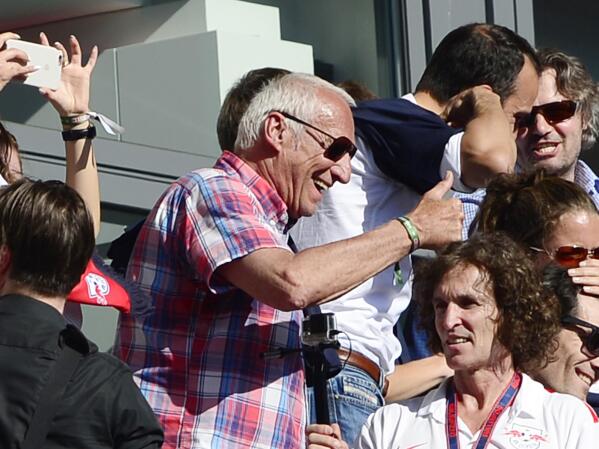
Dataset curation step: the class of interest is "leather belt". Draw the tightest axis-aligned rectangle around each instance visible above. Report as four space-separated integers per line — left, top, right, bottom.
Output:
337 348 389 397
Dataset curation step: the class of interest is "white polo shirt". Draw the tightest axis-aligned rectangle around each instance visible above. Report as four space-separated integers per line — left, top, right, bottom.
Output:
290 94 464 375
355 374 599 449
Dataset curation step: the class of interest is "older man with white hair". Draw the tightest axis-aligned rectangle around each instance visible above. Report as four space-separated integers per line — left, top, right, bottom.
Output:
117 72 463 449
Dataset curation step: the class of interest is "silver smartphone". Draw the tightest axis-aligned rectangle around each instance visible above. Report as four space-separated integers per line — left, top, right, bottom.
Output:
6 39 62 90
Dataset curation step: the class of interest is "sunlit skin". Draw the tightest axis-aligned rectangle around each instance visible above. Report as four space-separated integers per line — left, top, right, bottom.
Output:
432 264 509 373
532 209 599 399
516 69 584 181
502 55 539 139
534 294 599 400
257 88 354 219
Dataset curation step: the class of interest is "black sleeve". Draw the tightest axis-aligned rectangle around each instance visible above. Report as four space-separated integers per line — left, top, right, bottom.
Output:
353 98 462 194
111 371 164 449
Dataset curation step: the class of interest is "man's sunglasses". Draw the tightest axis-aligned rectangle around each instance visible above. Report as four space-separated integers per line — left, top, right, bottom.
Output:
530 245 599 268
517 100 578 129
276 111 357 161
561 315 599 357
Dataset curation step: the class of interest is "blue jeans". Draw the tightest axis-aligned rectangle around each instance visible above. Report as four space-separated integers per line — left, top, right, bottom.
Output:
306 364 385 446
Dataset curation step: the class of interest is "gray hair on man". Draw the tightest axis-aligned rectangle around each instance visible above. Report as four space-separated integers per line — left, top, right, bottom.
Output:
234 72 356 150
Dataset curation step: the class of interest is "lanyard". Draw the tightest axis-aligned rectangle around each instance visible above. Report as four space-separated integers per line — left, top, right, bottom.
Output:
445 372 522 449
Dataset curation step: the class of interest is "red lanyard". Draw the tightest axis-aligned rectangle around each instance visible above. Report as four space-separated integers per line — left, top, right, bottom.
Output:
445 372 522 449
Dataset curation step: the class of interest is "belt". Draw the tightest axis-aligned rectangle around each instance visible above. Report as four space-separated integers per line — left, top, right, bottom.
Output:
337 348 389 397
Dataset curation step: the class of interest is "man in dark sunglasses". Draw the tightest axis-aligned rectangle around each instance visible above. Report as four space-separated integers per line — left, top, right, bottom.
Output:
516 49 599 184
461 50 599 236
536 266 599 412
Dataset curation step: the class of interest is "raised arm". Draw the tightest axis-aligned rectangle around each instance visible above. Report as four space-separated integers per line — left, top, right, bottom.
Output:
442 86 516 189
39 33 100 236
217 172 463 311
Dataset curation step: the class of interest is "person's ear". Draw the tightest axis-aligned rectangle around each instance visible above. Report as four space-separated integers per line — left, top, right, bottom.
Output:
263 111 291 154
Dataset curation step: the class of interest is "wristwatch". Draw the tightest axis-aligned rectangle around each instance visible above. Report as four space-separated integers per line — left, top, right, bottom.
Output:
61 125 97 142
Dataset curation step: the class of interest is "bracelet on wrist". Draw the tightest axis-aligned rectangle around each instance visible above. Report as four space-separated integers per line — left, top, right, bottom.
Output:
62 124 96 142
396 216 421 252
61 114 90 126
62 120 91 132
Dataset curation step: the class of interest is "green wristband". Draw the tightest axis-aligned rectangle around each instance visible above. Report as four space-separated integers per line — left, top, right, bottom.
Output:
397 216 420 252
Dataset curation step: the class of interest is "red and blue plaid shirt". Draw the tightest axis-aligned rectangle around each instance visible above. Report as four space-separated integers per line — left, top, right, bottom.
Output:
117 151 305 448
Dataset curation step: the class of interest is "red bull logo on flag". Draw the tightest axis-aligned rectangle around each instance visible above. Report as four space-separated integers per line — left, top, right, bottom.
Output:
85 272 110 305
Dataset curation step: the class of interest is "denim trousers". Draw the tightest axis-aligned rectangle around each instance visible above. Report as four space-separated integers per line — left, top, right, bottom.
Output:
306 363 385 446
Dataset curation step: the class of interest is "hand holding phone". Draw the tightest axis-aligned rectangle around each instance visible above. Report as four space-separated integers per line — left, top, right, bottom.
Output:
0 32 38 92
6 38 61 89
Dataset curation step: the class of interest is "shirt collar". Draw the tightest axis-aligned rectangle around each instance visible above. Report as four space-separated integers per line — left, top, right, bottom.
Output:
417 374 544 423
0 293 66 333
417 377 451 423
215 151 290 233
506 373 545 420
574 159 599 197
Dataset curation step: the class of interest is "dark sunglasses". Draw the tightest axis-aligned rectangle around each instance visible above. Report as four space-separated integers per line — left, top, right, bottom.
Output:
530 245 599 268
561 315 599 357
276 111 357 161
517 100 578 129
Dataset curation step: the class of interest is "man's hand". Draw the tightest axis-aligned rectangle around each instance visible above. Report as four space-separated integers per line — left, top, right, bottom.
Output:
38 33 98 116
441 85 501 128
307 423 349 449
0 32 36 92
407 171 464 250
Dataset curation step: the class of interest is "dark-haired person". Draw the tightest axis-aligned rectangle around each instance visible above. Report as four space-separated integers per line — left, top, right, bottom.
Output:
291 22 540 443
307 234 599 449
541 265 599 413
476 171 599 408
461 48 599 235
0 180 163 449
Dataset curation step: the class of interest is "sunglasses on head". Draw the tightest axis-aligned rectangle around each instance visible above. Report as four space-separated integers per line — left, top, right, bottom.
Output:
276 111 357 162
561 315 599 357
530 245 599 268
517 100 578 129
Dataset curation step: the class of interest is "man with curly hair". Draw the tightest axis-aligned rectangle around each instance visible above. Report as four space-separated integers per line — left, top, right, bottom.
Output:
307 234 599 449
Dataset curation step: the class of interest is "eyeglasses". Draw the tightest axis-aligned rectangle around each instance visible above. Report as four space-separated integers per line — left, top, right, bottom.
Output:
561 315 599 357
276 111 357 161
530 245 599 268
517 100 578 129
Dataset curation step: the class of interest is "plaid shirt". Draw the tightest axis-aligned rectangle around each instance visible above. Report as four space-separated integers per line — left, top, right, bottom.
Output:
117 151 305 449
456 160 599 239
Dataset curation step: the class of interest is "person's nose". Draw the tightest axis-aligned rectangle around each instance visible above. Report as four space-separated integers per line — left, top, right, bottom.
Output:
330 153 352 185
440 302 461 331
531 112 554 136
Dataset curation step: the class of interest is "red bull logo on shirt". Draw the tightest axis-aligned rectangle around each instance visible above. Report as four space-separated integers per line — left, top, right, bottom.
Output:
505 424 548 449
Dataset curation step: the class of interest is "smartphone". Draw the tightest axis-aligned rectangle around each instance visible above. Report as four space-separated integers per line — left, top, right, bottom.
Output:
6 39 62 90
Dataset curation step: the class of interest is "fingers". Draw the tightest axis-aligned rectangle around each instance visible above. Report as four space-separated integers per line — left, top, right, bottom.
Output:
0 32 20 49
306 424 347 449
424 171 454 200
0 48 29 65
85 45 98 70
54 41 69 66
568 261 599 296
39 32 50 46
69 35 82 66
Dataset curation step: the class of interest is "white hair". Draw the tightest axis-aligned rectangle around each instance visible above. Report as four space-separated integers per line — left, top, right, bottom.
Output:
234 73 356 150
